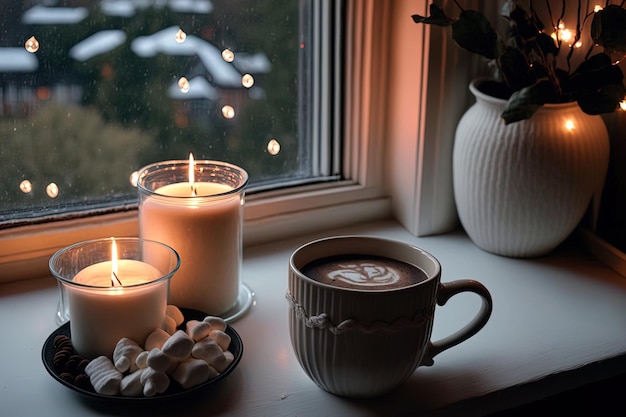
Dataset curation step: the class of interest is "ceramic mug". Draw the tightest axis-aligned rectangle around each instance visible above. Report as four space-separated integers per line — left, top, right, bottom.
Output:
286 235 493 398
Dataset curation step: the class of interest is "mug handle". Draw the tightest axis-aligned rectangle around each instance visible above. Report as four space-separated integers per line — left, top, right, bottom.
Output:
420 279 492 366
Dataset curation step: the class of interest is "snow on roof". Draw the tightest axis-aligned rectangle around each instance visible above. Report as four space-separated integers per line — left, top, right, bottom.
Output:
169 0 213 14
101 0 212 17
167 76 219 100
131 26 242 87
22 6 88 25
232 52 272 74
0 48 39 73
69 30 127 62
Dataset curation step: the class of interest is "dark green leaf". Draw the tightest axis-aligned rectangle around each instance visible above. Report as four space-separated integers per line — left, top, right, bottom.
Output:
498 46 535 91
591 5 626 54
534 32 559 56
576 83 625 114
451 10 502 59
501 81 556 124
411 4 452 27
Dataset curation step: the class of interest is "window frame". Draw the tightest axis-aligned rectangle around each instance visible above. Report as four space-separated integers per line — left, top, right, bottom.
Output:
0 0 468 283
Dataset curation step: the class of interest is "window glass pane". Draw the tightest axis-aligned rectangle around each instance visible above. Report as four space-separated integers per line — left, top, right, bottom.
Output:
0 0 332 224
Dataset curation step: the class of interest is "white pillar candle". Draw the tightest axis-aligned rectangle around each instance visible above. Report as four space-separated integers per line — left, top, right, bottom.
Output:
138 158 247 316
67 260 168 359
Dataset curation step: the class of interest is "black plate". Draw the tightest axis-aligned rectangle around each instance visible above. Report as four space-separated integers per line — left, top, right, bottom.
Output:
42 308 243 403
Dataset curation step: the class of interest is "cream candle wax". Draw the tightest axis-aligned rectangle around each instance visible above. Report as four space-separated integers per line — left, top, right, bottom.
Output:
137 158 248 316
49 238 180 359
69 260 166 358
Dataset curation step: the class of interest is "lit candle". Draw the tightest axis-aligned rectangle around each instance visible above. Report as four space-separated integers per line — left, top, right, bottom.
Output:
50 238 178 359
137 155 248 316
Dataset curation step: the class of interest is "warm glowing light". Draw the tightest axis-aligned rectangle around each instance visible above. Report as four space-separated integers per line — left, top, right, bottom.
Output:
242 74 254 88
129 171 139 187
19 180 32 193
110 238 122 286
175 28 187 43
267 138 281 155
551 23 580 47
620 100 626 111
594 5 603 13
188 153 197 196
178 77 190 93
25 36 39 53
46 183 59 198
221 105 235 119
564 120 576 131
222 49 234 62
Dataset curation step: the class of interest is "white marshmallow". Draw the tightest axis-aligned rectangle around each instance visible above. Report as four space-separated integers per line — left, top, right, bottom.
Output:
120 369 145 397
140 367 170 397
162 330 194 361
84 356 122 396
144 328 170 351
186 319 212 342
203 316 227 332
166 305 185 326
209 329 231 351
112 337 144 373
171 357 215 389
146 347 176 373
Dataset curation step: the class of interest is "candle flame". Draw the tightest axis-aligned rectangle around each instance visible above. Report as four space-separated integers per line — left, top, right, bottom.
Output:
111 238 122 286
188 153 197 196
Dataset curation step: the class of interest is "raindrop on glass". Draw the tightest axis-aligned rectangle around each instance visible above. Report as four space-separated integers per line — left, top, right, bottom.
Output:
222 49 235 62
221 105 235 119
267 139 281 155
178 77 190 93
46 183 59 198
19 180 32 193
175 28 187 43
25 36 39 53
242 74 255 88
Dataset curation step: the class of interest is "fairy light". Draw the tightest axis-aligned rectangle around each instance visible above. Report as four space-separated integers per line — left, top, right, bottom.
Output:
175 28 187 43
242 74 254 88
222 49 234 62
178 77 190 93
221 105 235 119
620 100 626 111
19 180 32 193
46 183 59 198
564 120 576 131
129 171 139 187
594 5 603 13
267 139 281 155
25 36 39 53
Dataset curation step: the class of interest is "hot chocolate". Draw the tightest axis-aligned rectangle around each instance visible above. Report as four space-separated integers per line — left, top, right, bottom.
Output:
301 254 427 290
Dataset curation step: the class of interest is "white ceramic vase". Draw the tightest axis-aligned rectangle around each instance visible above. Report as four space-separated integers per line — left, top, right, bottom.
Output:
453 79 610 258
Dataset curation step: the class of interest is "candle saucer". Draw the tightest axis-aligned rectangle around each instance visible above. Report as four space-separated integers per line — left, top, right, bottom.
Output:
41 308 243 404
221 282 255 323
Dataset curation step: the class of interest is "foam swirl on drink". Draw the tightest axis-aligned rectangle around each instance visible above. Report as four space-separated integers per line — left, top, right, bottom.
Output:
302 255 427 290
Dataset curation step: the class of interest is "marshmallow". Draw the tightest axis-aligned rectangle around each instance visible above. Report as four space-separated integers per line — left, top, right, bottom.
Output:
167 305 185 327
171 357 216 389
186 319 213 342
163 315 177 335
84 356 123 396
209 329 231 351
144 328 171 351
161 330 194 361
140 367 170 397
203 316 227 332
120 369 145 397
112 337 144 373
135 350 148 369
191 337 231 373
146 348 177 373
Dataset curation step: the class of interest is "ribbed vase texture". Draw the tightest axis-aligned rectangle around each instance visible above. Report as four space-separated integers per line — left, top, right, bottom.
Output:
453 80 610 257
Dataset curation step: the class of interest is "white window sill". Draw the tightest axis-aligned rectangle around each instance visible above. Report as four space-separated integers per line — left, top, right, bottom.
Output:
1 218 625 416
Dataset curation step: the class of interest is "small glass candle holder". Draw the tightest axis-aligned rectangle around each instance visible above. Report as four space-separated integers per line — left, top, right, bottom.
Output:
50 238 180 358
136 159 252 320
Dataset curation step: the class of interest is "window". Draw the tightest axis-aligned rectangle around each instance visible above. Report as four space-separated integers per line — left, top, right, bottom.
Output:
0 0 340 225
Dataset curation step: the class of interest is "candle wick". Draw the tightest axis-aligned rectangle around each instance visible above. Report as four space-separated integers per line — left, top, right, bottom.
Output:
191 185 197 196
112 271 123 286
